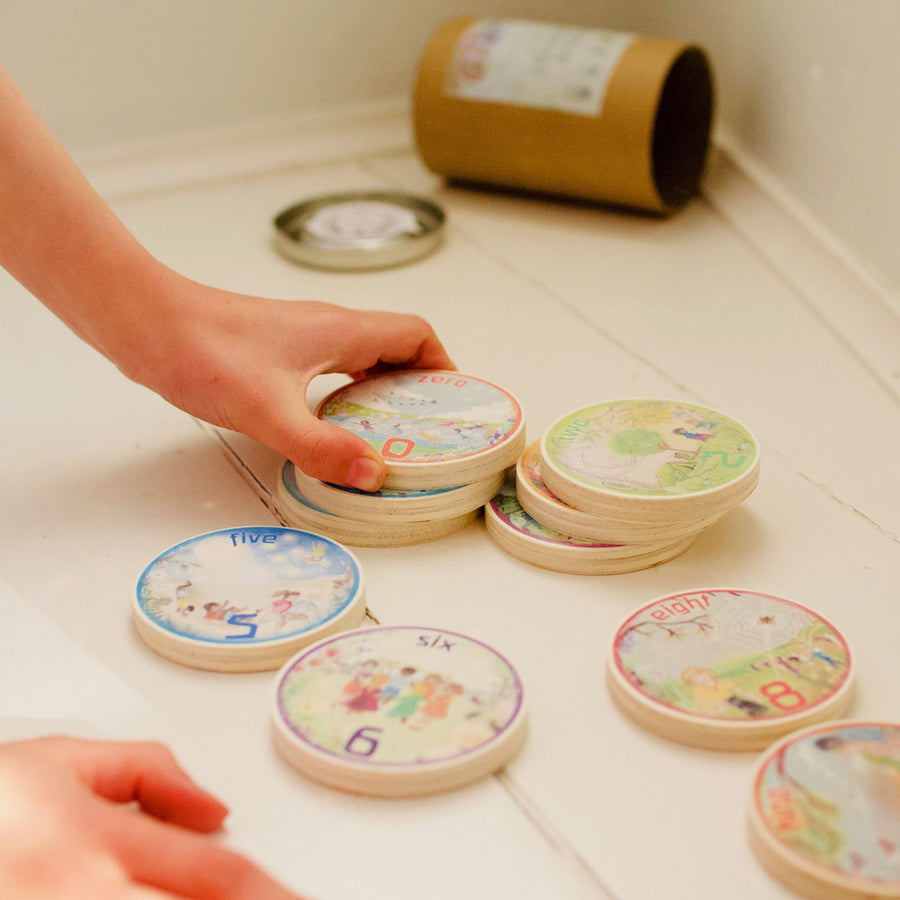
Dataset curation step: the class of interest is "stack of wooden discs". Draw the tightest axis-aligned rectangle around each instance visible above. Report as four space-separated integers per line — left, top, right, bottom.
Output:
278 369 525 547
485 467 696 575
486 398 759 574
538 398 760 543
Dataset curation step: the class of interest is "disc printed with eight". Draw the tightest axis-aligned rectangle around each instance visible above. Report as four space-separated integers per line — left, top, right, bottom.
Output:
607 588 854 750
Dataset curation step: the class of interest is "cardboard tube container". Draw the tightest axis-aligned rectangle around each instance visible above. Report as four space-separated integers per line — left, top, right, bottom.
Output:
413 18 714 214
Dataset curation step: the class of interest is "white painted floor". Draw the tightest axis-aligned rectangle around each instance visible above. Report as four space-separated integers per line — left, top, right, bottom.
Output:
1 131 898 899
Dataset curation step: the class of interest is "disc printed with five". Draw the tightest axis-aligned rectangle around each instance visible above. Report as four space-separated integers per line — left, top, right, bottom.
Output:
134 527 366 672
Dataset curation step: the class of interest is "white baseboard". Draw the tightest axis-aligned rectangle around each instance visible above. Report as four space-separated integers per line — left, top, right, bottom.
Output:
704 134 900 401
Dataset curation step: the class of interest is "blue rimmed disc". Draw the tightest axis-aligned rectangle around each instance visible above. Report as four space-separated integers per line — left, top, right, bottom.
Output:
133 527 366 672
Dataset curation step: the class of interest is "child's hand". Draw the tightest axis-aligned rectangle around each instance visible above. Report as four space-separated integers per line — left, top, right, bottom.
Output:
112 270 455 491
0 63 454 492
0 736 307 900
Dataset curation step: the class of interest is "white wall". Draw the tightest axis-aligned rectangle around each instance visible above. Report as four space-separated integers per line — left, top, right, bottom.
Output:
609 0 900 304
3 1 582 150
3 1 898 298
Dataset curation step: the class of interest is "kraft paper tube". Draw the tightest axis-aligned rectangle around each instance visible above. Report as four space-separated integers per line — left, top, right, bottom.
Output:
413 18 714 213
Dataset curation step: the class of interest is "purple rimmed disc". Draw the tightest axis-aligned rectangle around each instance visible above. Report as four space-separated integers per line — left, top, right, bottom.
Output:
272 625 528 796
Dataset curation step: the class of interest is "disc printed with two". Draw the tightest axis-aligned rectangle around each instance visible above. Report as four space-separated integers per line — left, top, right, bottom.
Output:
540 399 759 522
607 588 854 750
272 625 527 796
134 527 366 672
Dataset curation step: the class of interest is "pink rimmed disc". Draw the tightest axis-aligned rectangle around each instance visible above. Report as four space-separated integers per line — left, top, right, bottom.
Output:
316 370 526 489
748 721 900 899
607 588 854 750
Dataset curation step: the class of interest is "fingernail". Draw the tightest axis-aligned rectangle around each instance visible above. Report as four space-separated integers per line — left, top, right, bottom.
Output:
346 456 382 492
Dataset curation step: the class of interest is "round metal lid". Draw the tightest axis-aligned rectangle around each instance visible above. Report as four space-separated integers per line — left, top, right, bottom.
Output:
272 190 445 271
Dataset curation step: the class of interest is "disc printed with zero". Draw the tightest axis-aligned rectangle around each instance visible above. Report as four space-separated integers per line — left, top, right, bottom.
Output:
316 370 526 489
272 625 527 796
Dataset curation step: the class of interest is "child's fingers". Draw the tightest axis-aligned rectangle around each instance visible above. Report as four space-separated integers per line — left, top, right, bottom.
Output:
25 737 229 833
331 309 456 376
98 808 306 900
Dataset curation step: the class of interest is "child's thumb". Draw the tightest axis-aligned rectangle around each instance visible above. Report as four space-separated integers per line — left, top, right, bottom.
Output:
282 417 385 492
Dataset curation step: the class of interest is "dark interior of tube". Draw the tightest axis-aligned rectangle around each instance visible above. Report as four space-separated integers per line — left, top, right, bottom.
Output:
652 48 714 209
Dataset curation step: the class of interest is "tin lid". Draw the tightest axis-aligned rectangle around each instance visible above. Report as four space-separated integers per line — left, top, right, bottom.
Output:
316 370 526 490
272 191 445 271
748 721 900 899
606 588 855 750
133 527 366 672
272 625 528 796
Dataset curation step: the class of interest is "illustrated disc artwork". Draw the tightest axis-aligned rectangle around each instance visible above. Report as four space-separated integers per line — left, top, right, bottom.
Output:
749 721 900 899
607 589 854 749
134 527 365 671
317 370 524 466
542 399 758 499
273 626 527 795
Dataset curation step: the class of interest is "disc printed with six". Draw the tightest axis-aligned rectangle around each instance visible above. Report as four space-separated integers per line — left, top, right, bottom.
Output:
272 625 527 796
